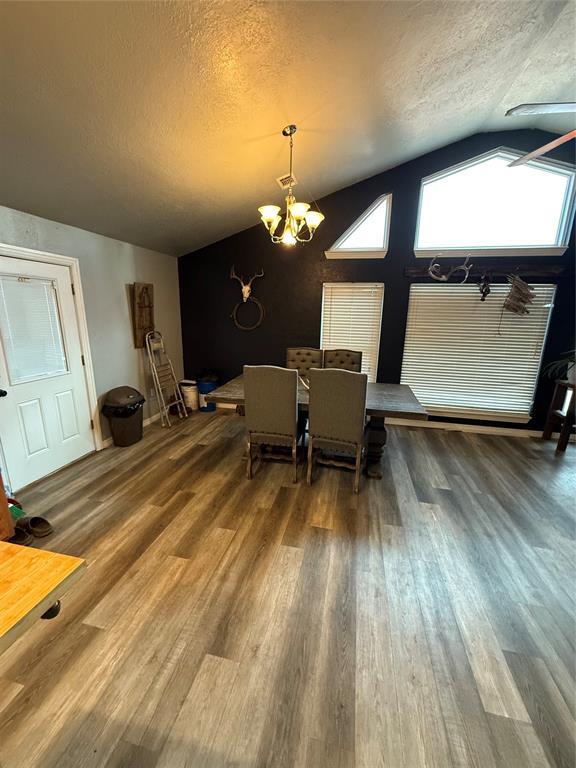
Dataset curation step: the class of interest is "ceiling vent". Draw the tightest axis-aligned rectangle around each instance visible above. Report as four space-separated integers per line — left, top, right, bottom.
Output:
276 173 298 190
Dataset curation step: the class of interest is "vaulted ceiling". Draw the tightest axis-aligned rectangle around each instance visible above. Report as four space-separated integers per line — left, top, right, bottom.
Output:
0 1 574 255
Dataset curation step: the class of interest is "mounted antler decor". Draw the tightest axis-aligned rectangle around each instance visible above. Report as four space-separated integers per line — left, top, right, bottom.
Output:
428 255 473 283
230 266 265 331
503 274 535 315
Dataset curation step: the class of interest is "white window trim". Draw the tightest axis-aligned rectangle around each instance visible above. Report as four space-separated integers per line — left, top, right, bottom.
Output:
325 193 392 260
414 147 576 258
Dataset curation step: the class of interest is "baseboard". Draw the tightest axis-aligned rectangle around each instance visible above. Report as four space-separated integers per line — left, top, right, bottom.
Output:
100 411 162 450
385 417 575 442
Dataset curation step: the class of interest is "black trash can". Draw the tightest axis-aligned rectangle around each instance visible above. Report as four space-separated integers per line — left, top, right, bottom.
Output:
102 386 146 447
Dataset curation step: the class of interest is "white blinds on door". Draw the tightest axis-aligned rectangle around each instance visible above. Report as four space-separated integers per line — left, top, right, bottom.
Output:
321 283 384 382
0 275 68 384
400 283 555 421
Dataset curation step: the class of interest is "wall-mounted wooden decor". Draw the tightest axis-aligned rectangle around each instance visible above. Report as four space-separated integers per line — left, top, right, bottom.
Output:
131 282 154 348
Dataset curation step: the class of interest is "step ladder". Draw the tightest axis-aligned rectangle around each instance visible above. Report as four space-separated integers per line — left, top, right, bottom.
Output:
145 331 188 427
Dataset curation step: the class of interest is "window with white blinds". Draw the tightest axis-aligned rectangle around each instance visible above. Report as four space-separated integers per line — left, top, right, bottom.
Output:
0 275 68 384
320 283 384 382
400 284 555 421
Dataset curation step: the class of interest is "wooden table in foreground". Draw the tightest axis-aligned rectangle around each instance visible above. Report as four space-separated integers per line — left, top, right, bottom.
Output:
0 542 86 655
207 375 428 477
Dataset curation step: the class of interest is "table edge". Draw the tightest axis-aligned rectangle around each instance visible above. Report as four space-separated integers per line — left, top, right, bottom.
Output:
0 558 86 656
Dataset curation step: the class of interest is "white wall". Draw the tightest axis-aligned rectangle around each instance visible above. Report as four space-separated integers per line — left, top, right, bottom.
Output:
0 206 183 438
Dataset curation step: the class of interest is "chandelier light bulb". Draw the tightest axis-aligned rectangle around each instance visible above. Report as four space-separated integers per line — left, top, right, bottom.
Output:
281 229 297 246
304 210 325 232
290 201 310 221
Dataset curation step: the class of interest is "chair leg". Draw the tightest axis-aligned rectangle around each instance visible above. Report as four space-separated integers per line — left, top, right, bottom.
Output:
307 437 314 485
353 444 362 494
246 440 253 479
557 401 574 452
292 437 298 483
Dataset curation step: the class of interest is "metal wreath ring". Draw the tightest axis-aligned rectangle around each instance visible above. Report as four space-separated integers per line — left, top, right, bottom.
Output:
231 296 265 331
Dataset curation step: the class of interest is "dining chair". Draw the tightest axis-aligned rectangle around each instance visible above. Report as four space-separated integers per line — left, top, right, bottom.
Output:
323 349 362 372
243 365 303 482
286 347 324 380
306 368 368 493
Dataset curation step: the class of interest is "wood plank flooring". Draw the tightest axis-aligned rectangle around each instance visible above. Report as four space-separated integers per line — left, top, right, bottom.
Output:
0 411 574 768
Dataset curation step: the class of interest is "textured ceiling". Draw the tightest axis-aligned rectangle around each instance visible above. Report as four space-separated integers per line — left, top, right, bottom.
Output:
0 1 574 255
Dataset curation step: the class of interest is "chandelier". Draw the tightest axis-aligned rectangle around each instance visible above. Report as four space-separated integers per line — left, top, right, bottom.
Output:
258 124 324 246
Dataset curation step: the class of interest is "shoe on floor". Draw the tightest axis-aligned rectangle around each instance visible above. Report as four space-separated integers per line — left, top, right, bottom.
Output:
8 527 34 546
15 516 54 538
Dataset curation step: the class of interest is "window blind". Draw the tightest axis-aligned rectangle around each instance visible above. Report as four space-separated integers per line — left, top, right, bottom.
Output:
0 275 68 384
321 283 384 382
400 284 555 421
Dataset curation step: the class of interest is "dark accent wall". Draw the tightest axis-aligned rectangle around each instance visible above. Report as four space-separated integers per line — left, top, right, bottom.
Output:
179 129 575 430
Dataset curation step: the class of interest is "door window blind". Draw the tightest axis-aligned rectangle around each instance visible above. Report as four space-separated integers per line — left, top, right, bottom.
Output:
0 275 68 385
400 283 555 421
321 283 384 382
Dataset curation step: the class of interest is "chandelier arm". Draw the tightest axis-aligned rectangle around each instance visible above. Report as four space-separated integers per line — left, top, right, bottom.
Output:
296 230 314 243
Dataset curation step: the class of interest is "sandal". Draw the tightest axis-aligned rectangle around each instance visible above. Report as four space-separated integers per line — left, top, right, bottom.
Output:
9 527 33 546
16 516 54 538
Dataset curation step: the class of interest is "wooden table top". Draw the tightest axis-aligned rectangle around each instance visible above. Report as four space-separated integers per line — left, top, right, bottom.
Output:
0 542 86 655
207 375 428 420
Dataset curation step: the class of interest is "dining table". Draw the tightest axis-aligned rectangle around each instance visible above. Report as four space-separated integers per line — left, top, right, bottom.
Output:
206 374 428 477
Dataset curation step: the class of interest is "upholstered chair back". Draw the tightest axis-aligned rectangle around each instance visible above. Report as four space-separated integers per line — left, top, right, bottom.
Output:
323 349 362 373
286 347 324 378
244 365 298 438
308 368 367 445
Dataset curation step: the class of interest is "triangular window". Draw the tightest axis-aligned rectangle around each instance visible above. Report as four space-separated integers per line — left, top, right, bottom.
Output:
325 193 391 259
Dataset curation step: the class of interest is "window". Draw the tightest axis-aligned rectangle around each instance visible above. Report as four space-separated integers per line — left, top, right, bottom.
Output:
400 283 555 422
325 194 392 259
0 275 68 384
414 149 575 257
321 283 384 382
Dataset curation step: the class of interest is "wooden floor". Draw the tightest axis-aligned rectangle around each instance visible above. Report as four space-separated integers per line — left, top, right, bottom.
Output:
0 411 574 768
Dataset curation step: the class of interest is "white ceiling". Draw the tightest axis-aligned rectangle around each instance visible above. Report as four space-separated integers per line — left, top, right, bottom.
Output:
0 1 574 255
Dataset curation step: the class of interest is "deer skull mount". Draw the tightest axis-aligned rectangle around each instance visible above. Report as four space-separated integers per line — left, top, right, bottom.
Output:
229 266 265 330
428 255 473 284
230 266 264 302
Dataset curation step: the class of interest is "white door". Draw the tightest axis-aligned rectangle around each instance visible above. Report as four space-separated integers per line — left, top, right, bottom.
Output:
0 256 95 491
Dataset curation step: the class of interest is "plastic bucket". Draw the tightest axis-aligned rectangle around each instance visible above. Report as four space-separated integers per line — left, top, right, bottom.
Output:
197 380 218 412
180 379 199 411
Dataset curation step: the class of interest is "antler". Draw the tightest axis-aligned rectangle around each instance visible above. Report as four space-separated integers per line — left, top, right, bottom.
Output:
247 268 264 287
428 256 473 284
230 265 244 284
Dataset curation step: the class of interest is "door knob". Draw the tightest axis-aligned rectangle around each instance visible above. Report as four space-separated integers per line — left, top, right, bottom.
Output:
0 389 7 397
